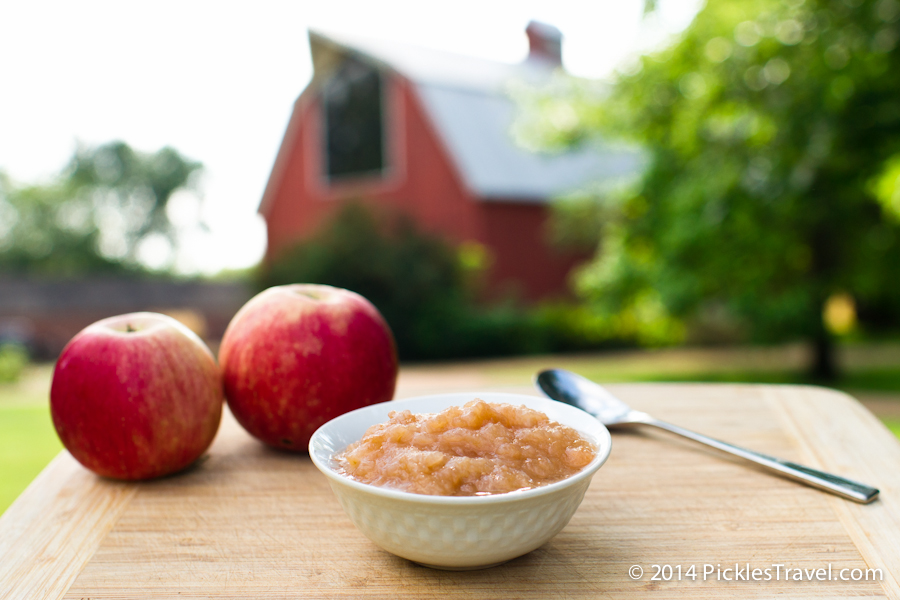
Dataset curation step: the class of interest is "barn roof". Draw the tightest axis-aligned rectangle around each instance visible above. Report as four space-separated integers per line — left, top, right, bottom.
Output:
306 29 644 202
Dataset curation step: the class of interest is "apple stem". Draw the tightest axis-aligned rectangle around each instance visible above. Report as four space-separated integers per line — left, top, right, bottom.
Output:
126 324 136 333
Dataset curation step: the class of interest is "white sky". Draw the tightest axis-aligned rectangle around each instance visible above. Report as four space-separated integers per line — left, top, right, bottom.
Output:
0 0 701 275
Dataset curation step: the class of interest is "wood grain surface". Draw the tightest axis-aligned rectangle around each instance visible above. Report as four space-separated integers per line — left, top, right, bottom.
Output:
2 383 898 599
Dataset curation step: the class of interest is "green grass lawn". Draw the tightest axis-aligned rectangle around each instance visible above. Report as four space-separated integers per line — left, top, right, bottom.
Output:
592 367 900 397
0 405 62 514
0 364 63 515
883 420 900 438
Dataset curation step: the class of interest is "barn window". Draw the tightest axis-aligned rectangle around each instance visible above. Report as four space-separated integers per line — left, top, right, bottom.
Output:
322 58 386 180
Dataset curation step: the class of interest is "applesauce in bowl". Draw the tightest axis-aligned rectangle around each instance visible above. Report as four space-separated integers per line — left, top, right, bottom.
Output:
309 392 611 570
334 399 596 496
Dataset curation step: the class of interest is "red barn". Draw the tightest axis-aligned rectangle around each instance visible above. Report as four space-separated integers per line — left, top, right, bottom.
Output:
259 22 641 301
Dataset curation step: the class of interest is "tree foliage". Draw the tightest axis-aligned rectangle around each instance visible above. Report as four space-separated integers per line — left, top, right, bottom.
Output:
0 141 201 276
537 0 900 378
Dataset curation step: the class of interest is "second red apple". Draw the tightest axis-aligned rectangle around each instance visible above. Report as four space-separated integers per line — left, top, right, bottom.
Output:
219 284 398 451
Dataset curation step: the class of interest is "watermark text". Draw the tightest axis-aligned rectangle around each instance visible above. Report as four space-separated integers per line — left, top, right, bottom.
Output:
627 563 882 583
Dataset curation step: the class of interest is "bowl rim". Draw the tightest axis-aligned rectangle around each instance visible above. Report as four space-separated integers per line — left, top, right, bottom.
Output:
309 391 612 506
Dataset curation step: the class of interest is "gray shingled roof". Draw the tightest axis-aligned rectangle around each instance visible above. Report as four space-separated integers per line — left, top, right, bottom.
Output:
309 30 644 202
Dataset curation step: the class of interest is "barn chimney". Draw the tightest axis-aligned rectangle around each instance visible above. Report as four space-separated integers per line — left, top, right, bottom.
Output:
525 21 563 67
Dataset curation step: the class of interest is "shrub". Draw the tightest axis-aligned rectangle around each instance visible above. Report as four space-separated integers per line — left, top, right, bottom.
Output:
0 343 28 384
260 203 469 360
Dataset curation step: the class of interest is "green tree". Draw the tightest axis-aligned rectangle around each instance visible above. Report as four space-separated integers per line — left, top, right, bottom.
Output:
534 0 900 379
0 142 201 276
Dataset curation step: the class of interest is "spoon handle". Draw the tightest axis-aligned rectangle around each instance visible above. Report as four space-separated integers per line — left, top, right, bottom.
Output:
643 418 879 503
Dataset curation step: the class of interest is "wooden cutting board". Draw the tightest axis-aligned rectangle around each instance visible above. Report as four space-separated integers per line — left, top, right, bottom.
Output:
2 383 899 599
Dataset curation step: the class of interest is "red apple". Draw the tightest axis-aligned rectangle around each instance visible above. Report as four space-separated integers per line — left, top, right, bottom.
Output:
218 284 398 451
50 312 223 480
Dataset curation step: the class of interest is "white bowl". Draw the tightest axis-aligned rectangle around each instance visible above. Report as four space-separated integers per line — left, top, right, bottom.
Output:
309 392 612 570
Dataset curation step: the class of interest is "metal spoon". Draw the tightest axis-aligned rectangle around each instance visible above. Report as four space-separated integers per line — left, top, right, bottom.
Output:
535 369 879 504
